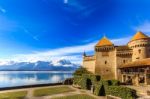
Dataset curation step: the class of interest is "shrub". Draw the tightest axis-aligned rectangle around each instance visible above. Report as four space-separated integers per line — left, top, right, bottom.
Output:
80 74 100 89
94 81 105 96
73 67 92 76
73 75 82 85
73 74 137 99
108 80 120 86
73 74 101 90
106 86 137 99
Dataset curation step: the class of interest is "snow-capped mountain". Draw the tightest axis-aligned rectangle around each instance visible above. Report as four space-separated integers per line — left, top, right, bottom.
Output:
0 59 80 71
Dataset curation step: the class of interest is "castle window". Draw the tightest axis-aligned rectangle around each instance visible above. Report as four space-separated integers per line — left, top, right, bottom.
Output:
138 49 141 54
105 61 107 64
136 57 140 59
123 60 126 63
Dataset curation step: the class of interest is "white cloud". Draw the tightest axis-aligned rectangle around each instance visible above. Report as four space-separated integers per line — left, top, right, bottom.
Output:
134 21 150 35
0 36 132 65
64 0 68 4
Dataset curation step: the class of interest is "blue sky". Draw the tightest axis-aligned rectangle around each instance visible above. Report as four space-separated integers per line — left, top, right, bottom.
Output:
0 0 150 64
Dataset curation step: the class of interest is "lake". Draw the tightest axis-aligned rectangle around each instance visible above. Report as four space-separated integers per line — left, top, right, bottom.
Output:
0 71 73 88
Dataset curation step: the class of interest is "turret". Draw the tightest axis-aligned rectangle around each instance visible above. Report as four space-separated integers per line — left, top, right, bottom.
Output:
83 51 86 57
128 31 150 61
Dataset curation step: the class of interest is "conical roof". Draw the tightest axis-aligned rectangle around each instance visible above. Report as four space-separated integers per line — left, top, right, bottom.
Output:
95 36 113 47
130 31 149 41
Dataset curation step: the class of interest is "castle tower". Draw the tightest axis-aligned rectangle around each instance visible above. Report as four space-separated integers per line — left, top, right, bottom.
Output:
128 31 150 61
95 36 117 80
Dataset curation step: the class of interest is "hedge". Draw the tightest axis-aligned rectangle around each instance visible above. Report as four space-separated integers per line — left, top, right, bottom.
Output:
73 74 101 90
73 75 82 85
108 80 120 86
106 86 137 99
94 81 105 96
73 74 137 99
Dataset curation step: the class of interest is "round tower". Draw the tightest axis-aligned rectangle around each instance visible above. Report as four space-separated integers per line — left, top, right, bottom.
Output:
128 31 150 61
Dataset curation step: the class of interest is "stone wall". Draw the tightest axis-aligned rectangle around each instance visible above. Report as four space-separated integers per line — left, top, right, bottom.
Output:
83 60 95 73
95 47 117 80
116 53 132 81
128 39 150 61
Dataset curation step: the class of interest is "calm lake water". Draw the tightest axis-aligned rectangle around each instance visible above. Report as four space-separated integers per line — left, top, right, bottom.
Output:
0 71 73 88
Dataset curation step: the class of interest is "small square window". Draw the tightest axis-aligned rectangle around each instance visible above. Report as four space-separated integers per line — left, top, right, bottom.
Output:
105 61 107 64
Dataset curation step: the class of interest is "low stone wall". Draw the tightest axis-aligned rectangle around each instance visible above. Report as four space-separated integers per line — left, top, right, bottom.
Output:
0 83 62 91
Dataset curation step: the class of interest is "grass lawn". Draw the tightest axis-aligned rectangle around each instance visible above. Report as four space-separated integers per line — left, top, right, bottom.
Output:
52 94 96 99
34 86 75 97
0 91 27 99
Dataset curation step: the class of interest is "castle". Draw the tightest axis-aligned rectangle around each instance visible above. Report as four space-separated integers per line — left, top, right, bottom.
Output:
83 31 150 85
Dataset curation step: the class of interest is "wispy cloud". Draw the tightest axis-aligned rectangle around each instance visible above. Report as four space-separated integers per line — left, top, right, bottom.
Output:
23 27 39 41
0 36 132 64
134 21 150 35
0 7 6 13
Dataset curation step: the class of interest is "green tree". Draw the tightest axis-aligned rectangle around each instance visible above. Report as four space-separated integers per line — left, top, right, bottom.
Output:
73 67 92 76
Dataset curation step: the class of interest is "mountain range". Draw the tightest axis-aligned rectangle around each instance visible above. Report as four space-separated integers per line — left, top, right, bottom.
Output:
0 59 80 71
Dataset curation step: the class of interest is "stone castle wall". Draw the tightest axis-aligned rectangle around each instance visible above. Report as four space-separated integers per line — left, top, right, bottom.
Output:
128 39 150 61
95 46 117 80
83 56 96 73
83 60 95 73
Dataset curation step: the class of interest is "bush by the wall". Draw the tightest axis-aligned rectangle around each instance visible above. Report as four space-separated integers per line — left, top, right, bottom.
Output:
106 86 137 99
73 74 101 90
94 81 105 96
73 75 82 85
107 80 120 86
73 74 136 99
80 74 101 89
73 67 92 76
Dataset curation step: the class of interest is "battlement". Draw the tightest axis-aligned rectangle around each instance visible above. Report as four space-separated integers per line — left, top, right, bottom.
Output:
83 55 96 61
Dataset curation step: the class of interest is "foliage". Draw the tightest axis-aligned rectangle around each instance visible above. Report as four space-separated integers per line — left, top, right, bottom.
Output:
106 86 137 99
108 80 120 86
0 91 27 99
93 81 105 96
34 86 75 96
73 67 92 76
73 74 136 99
51 94 96 99
73 74 101 90
73 75 83 85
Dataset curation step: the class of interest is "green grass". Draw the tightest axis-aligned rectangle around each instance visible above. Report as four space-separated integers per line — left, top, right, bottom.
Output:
52 94 96 99
34 86 75 97
0 91 27 99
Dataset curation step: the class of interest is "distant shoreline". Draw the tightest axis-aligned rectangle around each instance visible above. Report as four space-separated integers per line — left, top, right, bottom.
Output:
0 70 74 73
0 70 74 71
